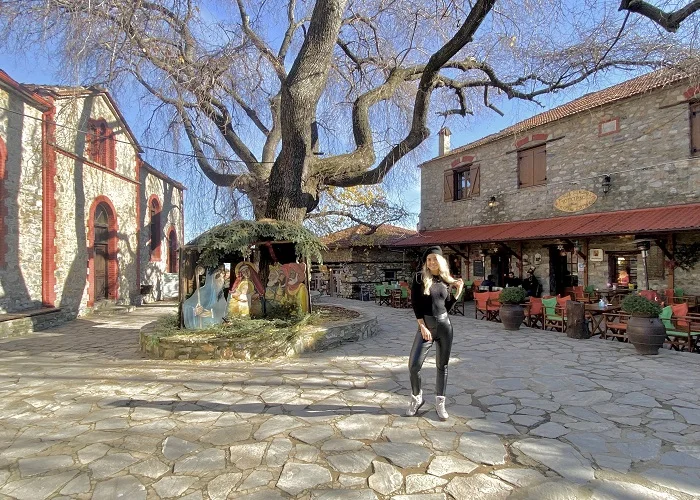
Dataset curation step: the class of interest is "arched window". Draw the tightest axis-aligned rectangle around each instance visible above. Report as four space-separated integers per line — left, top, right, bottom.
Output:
167 228 178 273
88 118 116 170
149 197 162 261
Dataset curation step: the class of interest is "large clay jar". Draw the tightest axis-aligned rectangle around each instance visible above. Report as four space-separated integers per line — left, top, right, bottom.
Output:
500 304 524 331
626 315 666 355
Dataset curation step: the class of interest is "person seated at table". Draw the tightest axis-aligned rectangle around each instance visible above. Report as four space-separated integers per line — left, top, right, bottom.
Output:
523 269 542 297
618 269 630 287
480 275 496 291
504 271 522 288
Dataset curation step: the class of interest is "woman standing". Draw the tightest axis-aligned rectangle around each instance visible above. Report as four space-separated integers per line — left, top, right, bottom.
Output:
406 246 463 420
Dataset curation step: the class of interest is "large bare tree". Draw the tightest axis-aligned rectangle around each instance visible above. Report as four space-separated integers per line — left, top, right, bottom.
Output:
1 0 698 224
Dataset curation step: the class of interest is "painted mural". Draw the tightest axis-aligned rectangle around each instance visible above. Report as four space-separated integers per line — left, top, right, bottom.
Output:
266 262 310 315
182 266 228 329
227 261 265 318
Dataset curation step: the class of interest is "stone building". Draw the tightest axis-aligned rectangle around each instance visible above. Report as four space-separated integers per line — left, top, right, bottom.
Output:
0 69 184 330
313 225 418 298
401 69 700 296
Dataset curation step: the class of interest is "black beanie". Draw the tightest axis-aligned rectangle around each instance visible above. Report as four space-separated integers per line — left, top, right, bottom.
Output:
422 246 443 261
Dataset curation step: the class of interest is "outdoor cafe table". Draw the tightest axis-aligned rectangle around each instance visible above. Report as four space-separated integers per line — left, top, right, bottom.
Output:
585 303 621 336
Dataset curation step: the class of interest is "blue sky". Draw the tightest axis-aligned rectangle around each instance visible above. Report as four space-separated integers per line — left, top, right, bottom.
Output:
0 39 646 236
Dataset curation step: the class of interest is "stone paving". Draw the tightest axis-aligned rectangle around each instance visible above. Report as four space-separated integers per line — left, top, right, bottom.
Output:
1 298 700 499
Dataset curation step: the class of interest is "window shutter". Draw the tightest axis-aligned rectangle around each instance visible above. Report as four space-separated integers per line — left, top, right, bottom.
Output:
518 150 533 187
691 103 700 156
444 170 454 201
469 164 480 197
533 145 547 185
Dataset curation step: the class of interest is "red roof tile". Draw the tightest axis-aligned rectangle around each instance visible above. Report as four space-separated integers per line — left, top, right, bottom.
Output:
322 224 416 248
439 69 693 157
399 204 700 247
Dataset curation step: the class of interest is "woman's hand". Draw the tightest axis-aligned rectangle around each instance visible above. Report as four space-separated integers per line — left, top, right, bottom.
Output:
420 324 432 341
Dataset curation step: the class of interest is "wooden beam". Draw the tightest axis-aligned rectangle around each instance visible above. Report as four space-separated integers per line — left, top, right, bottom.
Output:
654 238 674 261
496 242 521 261
564 238 586 261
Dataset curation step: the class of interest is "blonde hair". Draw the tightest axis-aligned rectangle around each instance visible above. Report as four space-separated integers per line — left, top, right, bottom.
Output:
422 253 455 295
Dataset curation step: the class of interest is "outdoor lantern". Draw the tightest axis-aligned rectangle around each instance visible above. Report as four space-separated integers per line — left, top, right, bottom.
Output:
602 174 612 194
480 248 489 258
488 196 497 208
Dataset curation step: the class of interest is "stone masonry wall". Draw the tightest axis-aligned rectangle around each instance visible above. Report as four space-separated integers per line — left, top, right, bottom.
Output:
320 247 416 298
52 95 139 316
139 171 183 302
421 82 700 230
0 88 45 313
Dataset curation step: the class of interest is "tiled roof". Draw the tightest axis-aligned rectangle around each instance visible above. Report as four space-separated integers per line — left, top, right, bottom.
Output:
398 203 700 247
443 69 693 156
322 224 416 249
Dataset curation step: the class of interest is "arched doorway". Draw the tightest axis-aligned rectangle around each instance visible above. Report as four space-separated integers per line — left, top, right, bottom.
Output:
89 198 118 306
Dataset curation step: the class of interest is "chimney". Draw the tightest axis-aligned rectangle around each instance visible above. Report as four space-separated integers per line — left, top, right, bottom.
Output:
438 127 451 156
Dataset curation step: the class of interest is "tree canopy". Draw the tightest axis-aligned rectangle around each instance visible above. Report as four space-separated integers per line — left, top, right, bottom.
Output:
1 0 698 224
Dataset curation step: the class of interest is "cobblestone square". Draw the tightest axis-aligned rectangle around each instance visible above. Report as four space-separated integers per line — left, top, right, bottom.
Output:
0 298 699 499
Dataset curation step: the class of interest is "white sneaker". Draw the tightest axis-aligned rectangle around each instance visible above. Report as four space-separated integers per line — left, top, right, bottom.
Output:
435 396 449 421
405 391 424 416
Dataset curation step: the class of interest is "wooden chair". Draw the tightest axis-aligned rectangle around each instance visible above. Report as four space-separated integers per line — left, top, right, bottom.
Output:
450 288 466 316
602 312 629 341
401 286 410 308
462 280 474 301
474 292 497 321
639 290 660 302
375 285 390 306
542 297 566 332
488 291 502 322
660 303 700 352
390 288 403 308
526 297 543 328
573 286 594 303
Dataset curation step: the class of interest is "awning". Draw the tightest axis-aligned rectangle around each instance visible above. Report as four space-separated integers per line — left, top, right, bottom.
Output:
399 203 700 247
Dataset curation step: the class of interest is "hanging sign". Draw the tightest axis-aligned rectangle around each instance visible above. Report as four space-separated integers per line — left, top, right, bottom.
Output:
554 190 598 213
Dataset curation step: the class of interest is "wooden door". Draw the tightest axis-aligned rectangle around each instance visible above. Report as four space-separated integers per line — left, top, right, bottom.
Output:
94 244 109 300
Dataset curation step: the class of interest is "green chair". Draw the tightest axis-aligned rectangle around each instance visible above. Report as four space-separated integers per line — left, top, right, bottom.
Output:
376 285 390 306
542 297 565 332
450 288 466 316
660 305 698 351
463 280 474 301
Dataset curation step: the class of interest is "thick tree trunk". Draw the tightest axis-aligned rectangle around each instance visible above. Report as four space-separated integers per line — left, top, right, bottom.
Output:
264 0 348 223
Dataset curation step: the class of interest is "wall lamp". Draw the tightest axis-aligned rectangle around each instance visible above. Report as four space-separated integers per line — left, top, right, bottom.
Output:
602 174 611 194
479 248 489 258
488 196 498 208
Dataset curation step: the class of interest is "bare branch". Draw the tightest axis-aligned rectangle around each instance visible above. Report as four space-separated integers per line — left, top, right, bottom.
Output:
620 0 700 32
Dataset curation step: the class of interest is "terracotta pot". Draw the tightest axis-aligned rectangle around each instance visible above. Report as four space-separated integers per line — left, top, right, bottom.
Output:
500 304 524 331
626 315 666 355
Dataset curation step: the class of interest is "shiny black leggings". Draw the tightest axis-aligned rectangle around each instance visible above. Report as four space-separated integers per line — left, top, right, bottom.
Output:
408 313 453 397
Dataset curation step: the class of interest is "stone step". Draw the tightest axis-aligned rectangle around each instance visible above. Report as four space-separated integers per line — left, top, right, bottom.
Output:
0 307 67 338
88 302 136 317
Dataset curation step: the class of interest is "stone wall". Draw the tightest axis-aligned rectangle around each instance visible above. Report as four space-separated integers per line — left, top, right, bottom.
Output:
139 170 184 302
0 88 45 313
421 82 700 230
318 247 417 297
52 94 140 316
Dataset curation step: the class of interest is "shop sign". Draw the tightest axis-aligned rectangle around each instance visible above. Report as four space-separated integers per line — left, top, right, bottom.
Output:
590 248 604 262
554 189 597 212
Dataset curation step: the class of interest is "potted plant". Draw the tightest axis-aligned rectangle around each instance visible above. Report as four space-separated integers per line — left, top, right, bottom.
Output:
621 295 665 355
499 287 528 331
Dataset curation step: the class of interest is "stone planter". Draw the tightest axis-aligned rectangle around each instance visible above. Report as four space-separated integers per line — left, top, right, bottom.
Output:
500 304 524 331
626 315 666 355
